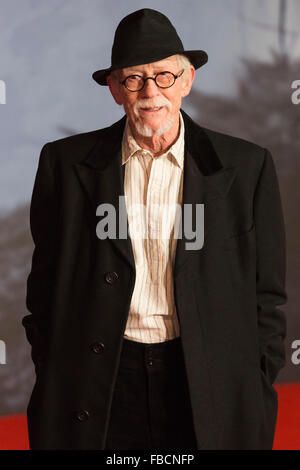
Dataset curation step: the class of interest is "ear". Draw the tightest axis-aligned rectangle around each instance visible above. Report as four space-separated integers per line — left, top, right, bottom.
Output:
180 66 195 98
107 73 124 105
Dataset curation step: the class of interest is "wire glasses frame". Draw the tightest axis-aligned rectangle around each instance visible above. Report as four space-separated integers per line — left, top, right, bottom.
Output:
120 69 185 92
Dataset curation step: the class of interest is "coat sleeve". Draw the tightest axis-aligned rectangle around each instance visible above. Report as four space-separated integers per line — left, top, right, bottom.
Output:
254 148 287 385
22 142 59 373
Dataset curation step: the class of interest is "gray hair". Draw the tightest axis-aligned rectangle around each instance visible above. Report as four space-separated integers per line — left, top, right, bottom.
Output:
175 54 193 86
175 54 192 69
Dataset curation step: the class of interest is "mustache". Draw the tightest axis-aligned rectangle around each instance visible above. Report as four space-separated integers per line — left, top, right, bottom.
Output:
133 98 172 113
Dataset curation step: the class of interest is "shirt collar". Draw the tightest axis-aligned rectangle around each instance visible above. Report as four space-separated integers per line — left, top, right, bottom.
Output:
122 111 185 169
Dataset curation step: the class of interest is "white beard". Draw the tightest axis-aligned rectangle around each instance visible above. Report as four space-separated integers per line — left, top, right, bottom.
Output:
134 114 175 137
131 96 174 137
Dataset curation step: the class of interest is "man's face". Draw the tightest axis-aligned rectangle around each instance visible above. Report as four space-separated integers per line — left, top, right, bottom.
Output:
107 55 195 137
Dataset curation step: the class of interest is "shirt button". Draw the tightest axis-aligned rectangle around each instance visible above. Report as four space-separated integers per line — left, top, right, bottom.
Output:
105 271 119 284
76 410 90 422
90 342 105 354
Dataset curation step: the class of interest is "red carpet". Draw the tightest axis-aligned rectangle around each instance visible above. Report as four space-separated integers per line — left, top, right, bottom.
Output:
0 414 29 450
273 382 300 450
0 383 299 450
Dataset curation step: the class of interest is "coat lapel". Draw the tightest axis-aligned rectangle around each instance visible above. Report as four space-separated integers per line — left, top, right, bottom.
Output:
74 115 136 271
173 110 237 276
74 111 237 275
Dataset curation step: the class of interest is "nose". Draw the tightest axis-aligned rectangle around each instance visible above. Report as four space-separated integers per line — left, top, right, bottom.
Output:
140 77 160 98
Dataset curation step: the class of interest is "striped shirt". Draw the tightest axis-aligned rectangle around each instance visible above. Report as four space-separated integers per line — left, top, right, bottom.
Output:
122 112 185 343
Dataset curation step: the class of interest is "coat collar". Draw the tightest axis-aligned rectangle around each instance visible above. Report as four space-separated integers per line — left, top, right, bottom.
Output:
74 110 237 274
79 109 226 176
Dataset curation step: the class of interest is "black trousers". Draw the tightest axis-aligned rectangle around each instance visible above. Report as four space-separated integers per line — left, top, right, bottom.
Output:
104 336 198 450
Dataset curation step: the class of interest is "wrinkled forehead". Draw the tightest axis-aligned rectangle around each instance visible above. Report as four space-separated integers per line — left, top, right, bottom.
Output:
118 55 179 76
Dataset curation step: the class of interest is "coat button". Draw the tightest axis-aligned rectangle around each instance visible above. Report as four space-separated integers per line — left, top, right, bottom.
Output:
76 410 90 422
105 271 119 284
90 342 105 354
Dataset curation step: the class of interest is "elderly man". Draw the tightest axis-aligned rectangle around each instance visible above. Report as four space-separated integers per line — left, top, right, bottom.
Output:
23 8 287 450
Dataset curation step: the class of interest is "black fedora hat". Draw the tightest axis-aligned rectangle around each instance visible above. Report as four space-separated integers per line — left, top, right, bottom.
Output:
92 8 208 86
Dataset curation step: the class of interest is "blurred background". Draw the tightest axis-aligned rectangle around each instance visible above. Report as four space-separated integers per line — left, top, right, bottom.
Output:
0 0 299 448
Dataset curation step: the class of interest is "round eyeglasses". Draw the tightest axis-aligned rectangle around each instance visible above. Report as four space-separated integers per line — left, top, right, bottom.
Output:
120 70 184 92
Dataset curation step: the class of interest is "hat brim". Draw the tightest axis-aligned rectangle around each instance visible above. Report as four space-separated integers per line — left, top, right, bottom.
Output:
92 50 208 86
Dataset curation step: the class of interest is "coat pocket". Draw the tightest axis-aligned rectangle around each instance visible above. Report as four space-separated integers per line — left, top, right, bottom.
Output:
224 224 256 290
224 223 255 246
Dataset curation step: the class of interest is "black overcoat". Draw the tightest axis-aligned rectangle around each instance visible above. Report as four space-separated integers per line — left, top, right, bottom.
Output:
23 110 287 450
